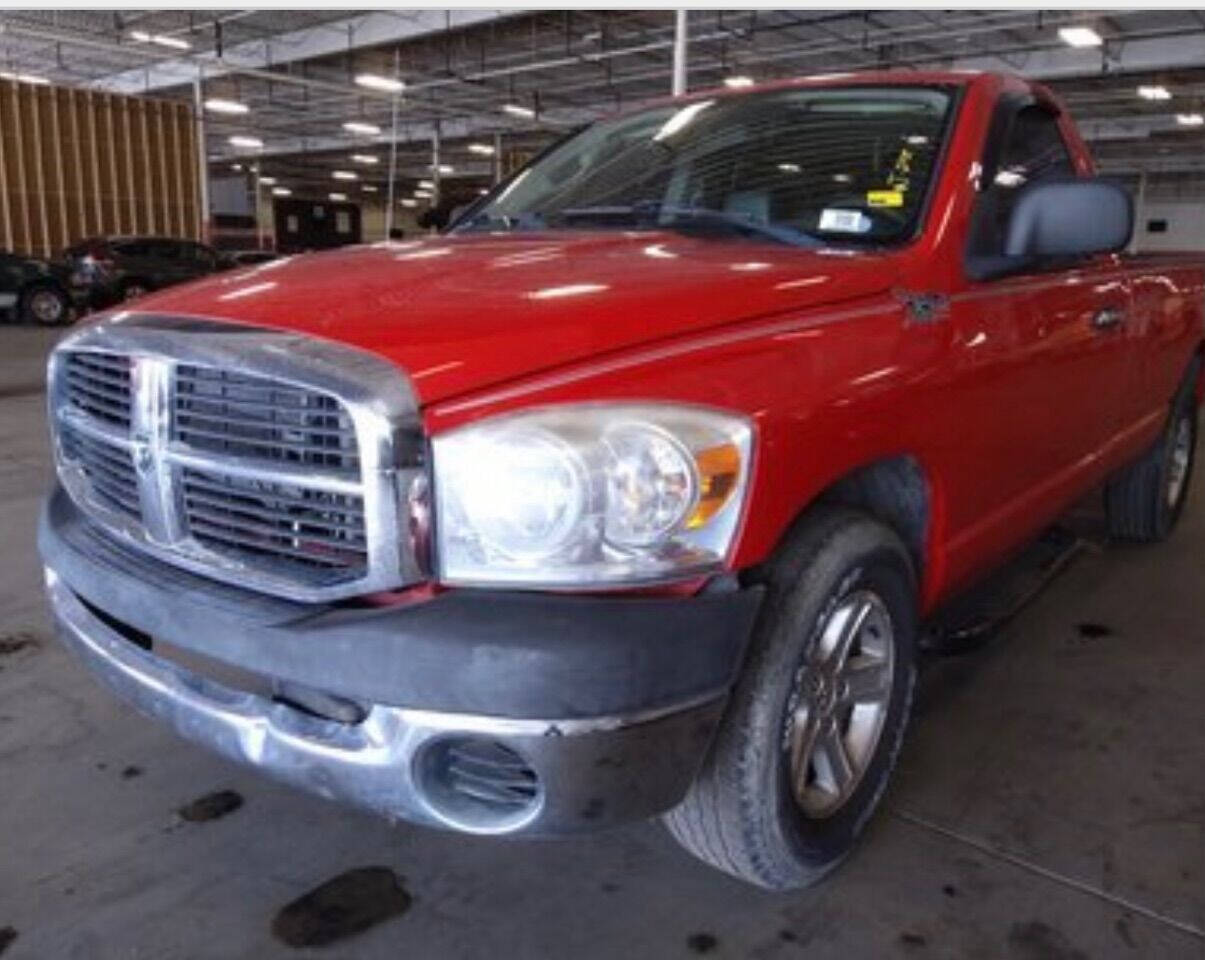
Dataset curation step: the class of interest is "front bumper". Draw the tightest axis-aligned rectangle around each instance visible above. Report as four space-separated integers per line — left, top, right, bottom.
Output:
40 489 763 835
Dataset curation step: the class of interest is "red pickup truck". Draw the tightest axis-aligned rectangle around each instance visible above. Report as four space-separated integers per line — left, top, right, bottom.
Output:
39 71 1203 889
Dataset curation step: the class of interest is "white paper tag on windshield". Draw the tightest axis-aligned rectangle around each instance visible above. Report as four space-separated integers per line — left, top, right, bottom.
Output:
818 208 871 233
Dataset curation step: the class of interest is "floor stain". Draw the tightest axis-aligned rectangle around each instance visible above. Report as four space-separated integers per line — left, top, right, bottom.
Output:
942 883 958 897
177 789 244 823
899 931 927 949
271 866 412 948
120 765 143 780
0 926 16 956
1007 920 1088 960
686 932 718 954
1075 622 1113 639
0 633 38 656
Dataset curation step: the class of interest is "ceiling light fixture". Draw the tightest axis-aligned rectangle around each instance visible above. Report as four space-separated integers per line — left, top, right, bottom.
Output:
258 176 277 185
228 135 263 149
342 120 381 136
501 103 536 119
1137 85 1172 101
414 189 433 198
204 98 249 114
272 187 291 196
332 170 357 181
430 163 454 174
1058 26 1102 48
351 153 379 164
401 198 418 208
1176 113 1205 126
355 73 404 94
468 143 496 156
724 76 755 89
362 185 378 192
130 30 191 50
329 192 348 202
417 179 435 190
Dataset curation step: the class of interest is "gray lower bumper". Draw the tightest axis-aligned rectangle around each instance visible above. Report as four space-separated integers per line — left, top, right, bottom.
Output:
45 567 725 835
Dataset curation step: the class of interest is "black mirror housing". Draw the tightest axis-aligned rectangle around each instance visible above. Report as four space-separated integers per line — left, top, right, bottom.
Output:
1004 178 1133 258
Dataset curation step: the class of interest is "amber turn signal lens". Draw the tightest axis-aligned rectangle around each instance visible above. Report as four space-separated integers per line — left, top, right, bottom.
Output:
687 443 742 529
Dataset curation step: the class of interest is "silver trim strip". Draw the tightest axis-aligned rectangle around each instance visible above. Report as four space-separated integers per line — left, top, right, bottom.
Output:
48 313 425 602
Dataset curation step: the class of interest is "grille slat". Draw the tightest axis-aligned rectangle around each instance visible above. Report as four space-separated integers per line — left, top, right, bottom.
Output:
59 424 141 520
186 516 365 568
63 351 132 429
184 489 366 536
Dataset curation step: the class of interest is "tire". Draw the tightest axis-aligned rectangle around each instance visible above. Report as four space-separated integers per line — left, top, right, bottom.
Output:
1105 359 1200 543
663 507 918 889
20 284 69 326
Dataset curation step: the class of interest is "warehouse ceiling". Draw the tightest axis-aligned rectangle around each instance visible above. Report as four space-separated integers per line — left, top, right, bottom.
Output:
3 8 1205 206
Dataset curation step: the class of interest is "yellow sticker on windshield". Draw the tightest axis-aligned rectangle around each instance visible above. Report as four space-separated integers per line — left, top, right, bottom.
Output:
866 190 905 208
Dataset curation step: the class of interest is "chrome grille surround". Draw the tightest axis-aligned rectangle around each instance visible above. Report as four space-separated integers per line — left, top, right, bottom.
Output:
48 314 424 602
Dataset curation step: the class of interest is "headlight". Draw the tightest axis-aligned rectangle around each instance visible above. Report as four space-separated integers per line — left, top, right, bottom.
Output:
432 404 753 588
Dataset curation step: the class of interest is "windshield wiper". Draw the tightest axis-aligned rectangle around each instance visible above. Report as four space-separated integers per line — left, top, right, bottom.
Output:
555 201 818 247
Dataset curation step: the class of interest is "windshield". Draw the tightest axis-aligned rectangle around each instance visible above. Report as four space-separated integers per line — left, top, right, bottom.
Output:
455 85 954 248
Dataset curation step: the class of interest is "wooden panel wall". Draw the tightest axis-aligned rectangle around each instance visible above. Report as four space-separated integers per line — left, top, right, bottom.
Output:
0 80 200 258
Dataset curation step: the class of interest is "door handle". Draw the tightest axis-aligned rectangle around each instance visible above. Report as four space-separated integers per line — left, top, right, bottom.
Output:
1091 307 1126 331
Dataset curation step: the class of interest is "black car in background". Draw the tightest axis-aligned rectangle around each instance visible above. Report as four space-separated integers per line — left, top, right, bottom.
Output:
62 236 226 307
221 249 283 268
0 250 89 325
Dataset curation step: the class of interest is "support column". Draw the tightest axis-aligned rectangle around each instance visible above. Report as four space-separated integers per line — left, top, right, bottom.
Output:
672 10 688 97
493 130 503 184
192 74 210 242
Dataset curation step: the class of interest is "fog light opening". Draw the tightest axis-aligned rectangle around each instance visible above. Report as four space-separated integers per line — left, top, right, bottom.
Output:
415 737 543 834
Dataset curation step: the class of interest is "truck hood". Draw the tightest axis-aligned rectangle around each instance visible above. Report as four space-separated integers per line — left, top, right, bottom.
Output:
131 232 899 405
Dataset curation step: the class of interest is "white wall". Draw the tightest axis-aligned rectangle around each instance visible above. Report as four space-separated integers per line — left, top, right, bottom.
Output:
1134 200 1205 252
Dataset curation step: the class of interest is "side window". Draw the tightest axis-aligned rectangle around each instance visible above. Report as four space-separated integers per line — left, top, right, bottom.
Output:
991 106 1075 234
968 103 1076 265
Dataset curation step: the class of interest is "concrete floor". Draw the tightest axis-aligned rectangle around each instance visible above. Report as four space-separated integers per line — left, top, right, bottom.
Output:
1 324 1202 960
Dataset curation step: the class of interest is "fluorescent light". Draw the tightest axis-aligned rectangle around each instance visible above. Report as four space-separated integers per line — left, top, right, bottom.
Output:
361 185 378 193
205 98 249 115
478 188 489 195
1176 113 1205 126
351 153 379 164
1137 85 1172 102
1059 26 1102 48
230 163 242 171
272 187 291 196
0 71 50 85
502 103 535 119
777 162 801 173
329 192 348 202
905 135 930 145
417 179 435 190
832 173 852 183
468 143 496 156
228 135 263 149
401 198 418 208
430 163 454 174
342 121 381 136
724 76 755 89
332 170 357 181
355 73 404 94
258 176 277 185
130 30 191 50
414 189 433 198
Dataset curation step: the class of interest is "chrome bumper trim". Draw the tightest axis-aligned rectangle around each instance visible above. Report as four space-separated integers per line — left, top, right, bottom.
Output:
46 565 723 835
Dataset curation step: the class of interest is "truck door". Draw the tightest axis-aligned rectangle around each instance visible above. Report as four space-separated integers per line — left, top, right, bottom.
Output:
946 98 1133 575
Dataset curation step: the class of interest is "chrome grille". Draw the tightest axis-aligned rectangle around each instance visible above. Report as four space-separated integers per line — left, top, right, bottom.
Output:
63 351 132 429
181 466 368 574
48 319 422 603
174 366 360 473
58 424 141 520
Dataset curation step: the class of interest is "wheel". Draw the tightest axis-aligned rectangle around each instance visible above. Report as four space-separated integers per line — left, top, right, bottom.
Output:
20 285 69 326
1105 361 1199 542
663 507 917 889
121 280 151 301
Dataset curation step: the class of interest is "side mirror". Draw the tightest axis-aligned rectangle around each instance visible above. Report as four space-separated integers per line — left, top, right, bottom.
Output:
1005 178 1133 258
